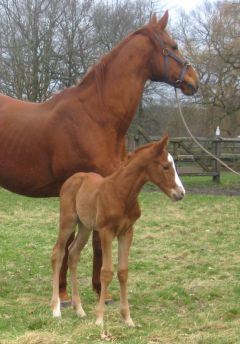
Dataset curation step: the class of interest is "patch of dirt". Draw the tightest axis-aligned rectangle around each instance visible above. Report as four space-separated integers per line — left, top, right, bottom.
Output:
185 185 240 196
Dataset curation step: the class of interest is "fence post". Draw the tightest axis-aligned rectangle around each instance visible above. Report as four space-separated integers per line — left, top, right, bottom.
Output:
213 128 221 183
134 134 140 149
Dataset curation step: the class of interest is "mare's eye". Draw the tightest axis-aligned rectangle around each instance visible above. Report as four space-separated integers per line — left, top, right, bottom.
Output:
173 44 178 50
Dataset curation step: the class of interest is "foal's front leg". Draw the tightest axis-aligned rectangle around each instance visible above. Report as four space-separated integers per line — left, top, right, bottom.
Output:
118 227 134 326
95 227 114 326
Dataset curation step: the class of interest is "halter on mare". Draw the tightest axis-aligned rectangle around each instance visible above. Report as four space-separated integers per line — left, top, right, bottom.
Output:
151 29 191 89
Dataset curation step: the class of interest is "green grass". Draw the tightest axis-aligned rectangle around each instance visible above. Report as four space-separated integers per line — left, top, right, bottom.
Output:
0 177 240 343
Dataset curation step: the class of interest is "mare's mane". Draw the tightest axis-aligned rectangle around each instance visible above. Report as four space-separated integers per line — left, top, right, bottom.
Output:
76 24 162 97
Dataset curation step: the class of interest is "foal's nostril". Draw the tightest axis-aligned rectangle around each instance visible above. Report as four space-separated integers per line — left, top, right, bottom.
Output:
171 190 184 201
171 187 185 201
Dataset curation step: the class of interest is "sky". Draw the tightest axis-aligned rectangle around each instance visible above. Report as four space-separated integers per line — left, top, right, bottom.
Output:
152 0 217 14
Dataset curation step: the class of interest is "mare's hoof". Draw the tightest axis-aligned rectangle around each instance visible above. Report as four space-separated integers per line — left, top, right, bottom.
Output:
60 300 72 308
105 298 113 305
59 289 71 308
104 291 113 305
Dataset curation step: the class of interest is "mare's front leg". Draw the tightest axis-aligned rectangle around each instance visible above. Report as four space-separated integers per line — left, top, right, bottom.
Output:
95 227 114 326
118 227 134 326
68 223 91 317
59 232 75 305
92 231 102 296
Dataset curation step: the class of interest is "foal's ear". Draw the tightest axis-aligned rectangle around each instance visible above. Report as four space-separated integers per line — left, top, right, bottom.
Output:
154 134 169 155
158 10 169 30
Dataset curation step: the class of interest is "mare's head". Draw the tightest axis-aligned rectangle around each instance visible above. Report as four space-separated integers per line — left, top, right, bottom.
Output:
145 135 185 201
139 11 199 95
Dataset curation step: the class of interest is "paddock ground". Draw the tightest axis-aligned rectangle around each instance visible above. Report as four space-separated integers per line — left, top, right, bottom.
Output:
0 173 240 343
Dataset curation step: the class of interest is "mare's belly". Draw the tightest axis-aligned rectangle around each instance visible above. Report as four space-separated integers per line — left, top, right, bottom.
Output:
0 161 59 197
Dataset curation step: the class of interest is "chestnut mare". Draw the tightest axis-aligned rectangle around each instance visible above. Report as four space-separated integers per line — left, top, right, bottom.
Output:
0 11 199 303
51 135 185 326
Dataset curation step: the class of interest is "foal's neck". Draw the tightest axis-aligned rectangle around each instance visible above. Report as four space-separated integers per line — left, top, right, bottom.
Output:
108 152 149 207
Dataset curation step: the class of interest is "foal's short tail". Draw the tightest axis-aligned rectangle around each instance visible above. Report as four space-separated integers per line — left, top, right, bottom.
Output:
59 173 86 227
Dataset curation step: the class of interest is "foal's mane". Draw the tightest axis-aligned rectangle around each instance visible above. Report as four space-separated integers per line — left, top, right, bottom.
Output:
122 142 155 167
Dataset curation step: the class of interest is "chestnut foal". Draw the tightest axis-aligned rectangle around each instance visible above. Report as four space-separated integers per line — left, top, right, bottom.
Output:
51 135 185 326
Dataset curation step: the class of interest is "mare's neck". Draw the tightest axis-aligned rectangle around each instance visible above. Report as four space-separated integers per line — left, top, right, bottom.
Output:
97 35 152 133
107 153 148 207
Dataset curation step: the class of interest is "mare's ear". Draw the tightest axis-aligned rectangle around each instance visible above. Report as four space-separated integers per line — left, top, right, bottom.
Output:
158 10 169 30
149 13 157 25
154 134 169 155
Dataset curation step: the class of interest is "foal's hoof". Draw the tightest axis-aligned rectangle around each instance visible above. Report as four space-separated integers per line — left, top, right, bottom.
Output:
75 305 86 318
60 300 72 308
95 318 104 327
53 309 62 318
125 317 135 327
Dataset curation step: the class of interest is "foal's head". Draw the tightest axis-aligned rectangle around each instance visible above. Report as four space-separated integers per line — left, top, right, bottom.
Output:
146 135 185 201
140 11 199 96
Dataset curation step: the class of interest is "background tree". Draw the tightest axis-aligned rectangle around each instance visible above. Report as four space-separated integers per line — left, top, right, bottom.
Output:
0 0 62 101
176 1 240 136
0 0 238 137
56 0 94 88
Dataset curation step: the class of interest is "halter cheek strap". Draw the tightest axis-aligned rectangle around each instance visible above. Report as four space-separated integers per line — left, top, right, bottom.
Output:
152 30 191 87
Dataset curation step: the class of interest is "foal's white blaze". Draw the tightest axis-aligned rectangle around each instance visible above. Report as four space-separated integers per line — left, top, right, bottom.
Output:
168 153 185 194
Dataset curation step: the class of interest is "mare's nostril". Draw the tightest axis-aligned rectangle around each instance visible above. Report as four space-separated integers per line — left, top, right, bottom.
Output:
187 83 198 93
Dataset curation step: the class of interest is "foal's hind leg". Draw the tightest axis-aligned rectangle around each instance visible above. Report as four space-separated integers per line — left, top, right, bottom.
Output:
51 201 77 317
68 223 91 317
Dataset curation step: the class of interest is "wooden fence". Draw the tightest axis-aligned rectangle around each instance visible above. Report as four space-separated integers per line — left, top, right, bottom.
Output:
127 130 240 182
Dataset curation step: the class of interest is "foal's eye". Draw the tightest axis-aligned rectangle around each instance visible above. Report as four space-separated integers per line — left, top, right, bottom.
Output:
172 44 178 50
163 164 171 171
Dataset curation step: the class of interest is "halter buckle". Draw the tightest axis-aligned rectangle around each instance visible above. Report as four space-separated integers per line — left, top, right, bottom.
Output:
175 80 182 87
162 48 169 56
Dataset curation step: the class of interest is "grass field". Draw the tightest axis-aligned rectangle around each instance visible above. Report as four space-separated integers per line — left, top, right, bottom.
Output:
0 174 240 343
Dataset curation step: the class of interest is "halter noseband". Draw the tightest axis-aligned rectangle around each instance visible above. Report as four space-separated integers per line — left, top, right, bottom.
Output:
152 29 191 88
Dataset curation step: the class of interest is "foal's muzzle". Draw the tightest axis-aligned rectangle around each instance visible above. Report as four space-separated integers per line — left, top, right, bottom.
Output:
171 187 185 201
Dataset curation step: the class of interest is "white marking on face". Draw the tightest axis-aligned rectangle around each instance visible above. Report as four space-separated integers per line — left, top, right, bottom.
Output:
168 153 185 194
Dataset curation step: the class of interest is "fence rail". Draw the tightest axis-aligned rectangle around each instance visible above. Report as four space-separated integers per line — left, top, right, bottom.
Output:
127 131 240 182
